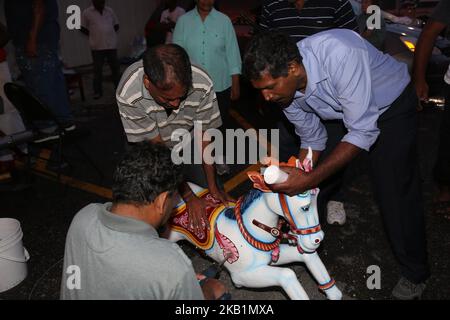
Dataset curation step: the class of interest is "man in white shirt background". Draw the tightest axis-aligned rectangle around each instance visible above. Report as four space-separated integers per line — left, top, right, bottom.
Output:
160 0 186 44
81 0 121 99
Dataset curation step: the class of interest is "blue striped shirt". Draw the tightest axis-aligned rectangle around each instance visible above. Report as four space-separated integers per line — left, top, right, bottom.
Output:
283 29 410 152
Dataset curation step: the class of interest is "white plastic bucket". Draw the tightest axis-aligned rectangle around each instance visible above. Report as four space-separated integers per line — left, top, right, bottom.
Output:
0 218 30 293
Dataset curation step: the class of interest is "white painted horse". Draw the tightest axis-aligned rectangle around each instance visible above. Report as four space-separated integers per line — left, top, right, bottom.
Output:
164 157 342 300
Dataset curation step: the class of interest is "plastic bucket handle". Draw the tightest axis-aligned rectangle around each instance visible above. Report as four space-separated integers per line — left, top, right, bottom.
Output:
0 247 30 263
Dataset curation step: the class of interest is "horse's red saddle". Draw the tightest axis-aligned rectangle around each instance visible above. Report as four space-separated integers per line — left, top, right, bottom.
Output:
169 190 236 250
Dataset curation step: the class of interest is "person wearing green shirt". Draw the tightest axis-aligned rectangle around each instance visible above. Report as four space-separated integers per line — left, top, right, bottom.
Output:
173 0 242 130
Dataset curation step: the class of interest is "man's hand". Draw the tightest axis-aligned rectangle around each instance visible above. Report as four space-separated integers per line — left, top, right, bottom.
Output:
414 79 429 101
209 187 235 207
186 195 214 233
26 36 38 57
267 166 315 197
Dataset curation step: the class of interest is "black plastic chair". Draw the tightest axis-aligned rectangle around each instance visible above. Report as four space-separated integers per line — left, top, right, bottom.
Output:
3 82 104 182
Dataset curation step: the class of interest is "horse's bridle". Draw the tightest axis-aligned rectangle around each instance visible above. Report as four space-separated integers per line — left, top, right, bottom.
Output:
233 193 334 293
277 194 322 236
234 193 322 253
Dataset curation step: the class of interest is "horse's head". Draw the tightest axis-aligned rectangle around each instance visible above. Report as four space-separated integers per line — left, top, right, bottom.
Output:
269 190 323 252
247 152 324 252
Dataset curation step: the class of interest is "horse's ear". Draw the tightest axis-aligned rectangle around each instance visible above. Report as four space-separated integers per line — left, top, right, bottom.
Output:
302 147 314 173
247 171 271 192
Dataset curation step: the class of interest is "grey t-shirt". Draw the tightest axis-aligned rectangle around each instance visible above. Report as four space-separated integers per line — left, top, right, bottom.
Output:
60 203 204 300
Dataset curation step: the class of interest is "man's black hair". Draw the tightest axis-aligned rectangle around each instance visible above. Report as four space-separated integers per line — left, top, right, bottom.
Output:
243 31 302 81
112 142 183 205
143 44 192 90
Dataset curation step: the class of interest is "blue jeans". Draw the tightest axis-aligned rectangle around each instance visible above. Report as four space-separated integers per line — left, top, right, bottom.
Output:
15 46 73 125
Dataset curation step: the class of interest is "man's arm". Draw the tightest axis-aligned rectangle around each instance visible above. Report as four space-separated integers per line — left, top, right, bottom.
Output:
27 0 45 57
298 148 320 165
413 19 447 101
225 17 242 101
195 81 233 204
307 142 359 186
273 142 360 196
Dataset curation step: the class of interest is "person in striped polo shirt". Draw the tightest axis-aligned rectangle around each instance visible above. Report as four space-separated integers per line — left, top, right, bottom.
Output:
116 44 234 233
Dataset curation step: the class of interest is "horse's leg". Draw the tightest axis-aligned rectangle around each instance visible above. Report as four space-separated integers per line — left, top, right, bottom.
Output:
271 246 342 300
231 265 309 300
302 252 342 300
270 245 306 265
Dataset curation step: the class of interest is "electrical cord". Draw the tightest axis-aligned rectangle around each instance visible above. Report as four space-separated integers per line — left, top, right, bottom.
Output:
28 257 64 300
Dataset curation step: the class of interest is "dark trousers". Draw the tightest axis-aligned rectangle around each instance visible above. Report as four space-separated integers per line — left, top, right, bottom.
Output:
276 114 300 162
321 84 429 283
434 83 450 188
91 49 120 96
316 121 352 217
15 46 73 124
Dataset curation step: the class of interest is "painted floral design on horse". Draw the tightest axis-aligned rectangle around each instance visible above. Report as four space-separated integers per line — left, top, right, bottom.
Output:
164 152 342 300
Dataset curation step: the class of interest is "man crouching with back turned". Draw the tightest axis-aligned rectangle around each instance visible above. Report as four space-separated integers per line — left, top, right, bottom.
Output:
60 142 227 300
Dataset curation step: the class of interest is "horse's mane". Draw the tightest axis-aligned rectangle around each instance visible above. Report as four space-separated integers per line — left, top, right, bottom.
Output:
225 189 263 220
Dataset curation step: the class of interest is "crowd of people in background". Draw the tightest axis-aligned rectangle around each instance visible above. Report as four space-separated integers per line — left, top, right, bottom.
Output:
0 0 448 300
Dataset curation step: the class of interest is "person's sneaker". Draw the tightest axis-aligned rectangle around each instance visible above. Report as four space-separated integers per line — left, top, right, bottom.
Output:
34 129 60 143
392 277 426 300
326 200 346 225
61 122 77 132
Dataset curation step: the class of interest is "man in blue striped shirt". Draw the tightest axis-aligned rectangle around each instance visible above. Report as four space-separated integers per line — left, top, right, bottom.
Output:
243 30 429 300
258 0 360 225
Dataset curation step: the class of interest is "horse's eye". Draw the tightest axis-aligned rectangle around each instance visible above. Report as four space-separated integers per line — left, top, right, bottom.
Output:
301 206 309 212
298 192 309 198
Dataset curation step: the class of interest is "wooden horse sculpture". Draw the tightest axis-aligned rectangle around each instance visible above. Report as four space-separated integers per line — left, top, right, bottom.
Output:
165 155 342 300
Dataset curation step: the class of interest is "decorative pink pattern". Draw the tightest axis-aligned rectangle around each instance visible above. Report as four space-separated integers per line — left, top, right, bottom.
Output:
302 158 313 173
172 194 223 240
271 247 280 263
215 227 239 264
173 212 207 240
